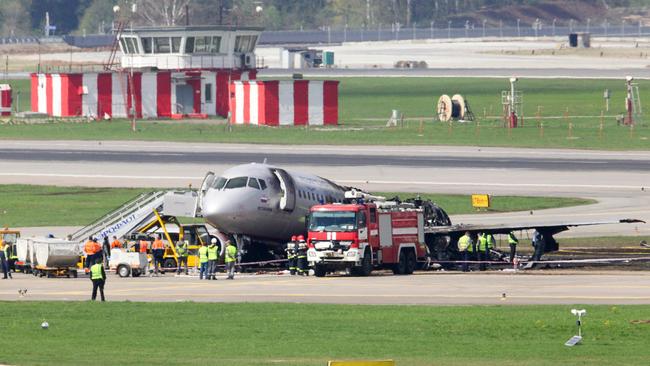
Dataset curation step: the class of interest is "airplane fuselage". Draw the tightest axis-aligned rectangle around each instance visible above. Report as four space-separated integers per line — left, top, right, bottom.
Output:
200 163 346 244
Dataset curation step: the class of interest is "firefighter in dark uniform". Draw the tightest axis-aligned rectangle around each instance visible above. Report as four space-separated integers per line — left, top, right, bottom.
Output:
286 235 298 275
296 235 308 276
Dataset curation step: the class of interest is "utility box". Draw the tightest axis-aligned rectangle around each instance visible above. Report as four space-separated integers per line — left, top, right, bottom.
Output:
569 32 590 48
0 84 12 116
324 51 335 67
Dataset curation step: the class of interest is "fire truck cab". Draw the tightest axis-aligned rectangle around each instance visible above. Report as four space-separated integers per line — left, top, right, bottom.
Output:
307 191 429 277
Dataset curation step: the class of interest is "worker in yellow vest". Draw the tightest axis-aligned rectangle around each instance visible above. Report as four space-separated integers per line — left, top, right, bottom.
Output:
225 241 237 280
477 233 488 271
198 242 209 280
457 231 473 272
508 232 519 263
175 240 189 275
207 238 220 280
90 259 106 302
1 242 12 279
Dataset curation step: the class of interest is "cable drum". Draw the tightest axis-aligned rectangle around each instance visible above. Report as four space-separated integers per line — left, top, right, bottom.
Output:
436 94 466 122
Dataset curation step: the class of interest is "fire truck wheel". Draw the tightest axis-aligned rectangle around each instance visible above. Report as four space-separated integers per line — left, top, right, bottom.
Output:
314 264 327 277
393 251 408 275
359 248 373 276
405 250 416 274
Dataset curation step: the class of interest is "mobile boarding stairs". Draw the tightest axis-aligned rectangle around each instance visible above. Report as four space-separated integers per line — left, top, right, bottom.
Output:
69 190 201 243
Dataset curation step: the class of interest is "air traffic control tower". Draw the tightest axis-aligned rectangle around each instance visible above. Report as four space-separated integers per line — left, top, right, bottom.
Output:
117 25 262 70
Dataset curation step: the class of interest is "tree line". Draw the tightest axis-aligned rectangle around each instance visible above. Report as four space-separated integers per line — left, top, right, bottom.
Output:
0 0 640 36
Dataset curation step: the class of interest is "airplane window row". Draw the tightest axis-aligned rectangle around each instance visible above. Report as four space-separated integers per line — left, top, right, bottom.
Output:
212 176 267 191
298 190 341 204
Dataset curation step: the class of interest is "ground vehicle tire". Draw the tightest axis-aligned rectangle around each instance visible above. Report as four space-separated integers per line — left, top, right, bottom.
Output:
405 250 416 274
359 248 373 276
117 264 131 278
132 269 141 277
163 258 177 270
393 251 407 275
314 264 327 277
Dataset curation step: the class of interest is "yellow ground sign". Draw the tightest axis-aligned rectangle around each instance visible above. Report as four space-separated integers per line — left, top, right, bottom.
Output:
328 361 395 366
471 194 490 208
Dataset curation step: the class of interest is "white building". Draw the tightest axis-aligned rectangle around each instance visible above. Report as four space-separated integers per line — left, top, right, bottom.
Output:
118 25 262 70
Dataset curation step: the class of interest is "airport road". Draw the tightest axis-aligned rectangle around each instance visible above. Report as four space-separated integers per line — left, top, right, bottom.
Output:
3 271 650 305
1 140 648 238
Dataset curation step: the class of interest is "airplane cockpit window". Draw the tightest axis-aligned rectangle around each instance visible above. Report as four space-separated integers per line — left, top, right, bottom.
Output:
247 178 261 190
212 177 227 190
224 177 248 189
258 179 267 190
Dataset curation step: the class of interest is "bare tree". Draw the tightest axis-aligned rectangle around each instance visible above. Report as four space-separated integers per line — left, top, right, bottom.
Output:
136 0 191 26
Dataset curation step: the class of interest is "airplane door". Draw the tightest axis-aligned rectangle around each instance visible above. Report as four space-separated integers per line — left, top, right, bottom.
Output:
197 171 216 215
272 168 296 212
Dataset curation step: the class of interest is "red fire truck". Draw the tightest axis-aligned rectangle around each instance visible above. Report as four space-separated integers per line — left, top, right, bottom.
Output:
306 191 430 277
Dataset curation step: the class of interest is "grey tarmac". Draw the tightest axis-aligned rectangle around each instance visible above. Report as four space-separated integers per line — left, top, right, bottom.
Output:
3 271 650 305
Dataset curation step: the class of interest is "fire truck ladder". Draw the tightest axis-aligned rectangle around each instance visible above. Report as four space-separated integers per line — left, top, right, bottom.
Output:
103 21 126 71
69 191 168 242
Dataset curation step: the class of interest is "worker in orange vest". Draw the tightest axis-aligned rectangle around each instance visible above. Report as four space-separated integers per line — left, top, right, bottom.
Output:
84 236 100 271
151 235 166 276
139 238 149 254
110 236 122 249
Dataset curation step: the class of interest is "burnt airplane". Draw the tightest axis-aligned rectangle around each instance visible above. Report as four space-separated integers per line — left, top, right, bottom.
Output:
198 163 644 263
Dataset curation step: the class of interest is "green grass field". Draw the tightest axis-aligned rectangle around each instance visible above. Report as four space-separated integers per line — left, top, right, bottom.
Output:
1 302 649 366
1 77 648 149
0 185 593 227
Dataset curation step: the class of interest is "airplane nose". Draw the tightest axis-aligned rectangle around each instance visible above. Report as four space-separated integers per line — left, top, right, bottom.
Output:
201 189 240 229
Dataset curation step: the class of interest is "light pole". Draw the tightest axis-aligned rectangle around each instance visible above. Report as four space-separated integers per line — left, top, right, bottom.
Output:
448 20 452 39
499 20 503 37
430 20 434 39
587 18 591 33
344 23 348 42
413 21 416 40
552 18 556 36
639 20 642 36
465 20 469 37
482 19 487 37
534 18 539 38
517 18 521 37
569 19 574 33
621 19 625 36
603 20 608 37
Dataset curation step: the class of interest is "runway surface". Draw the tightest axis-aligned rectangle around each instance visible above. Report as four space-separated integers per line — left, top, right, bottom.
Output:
3 271 650 305
1 140 648 238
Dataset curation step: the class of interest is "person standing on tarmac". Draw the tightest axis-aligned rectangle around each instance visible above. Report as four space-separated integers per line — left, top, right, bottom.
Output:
198 241 209 280
151 235 165 276
175 240 189 275
102 236 111 269
90 259 106 302
84 236 100 271
531 230 545 264
485 233 495 269
286 235 297 275
507 232 519 263
1 242 12 279
457 231 472 273
477 233 488 271
225 241 237 280
296 235 308 276
207 238 220 280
